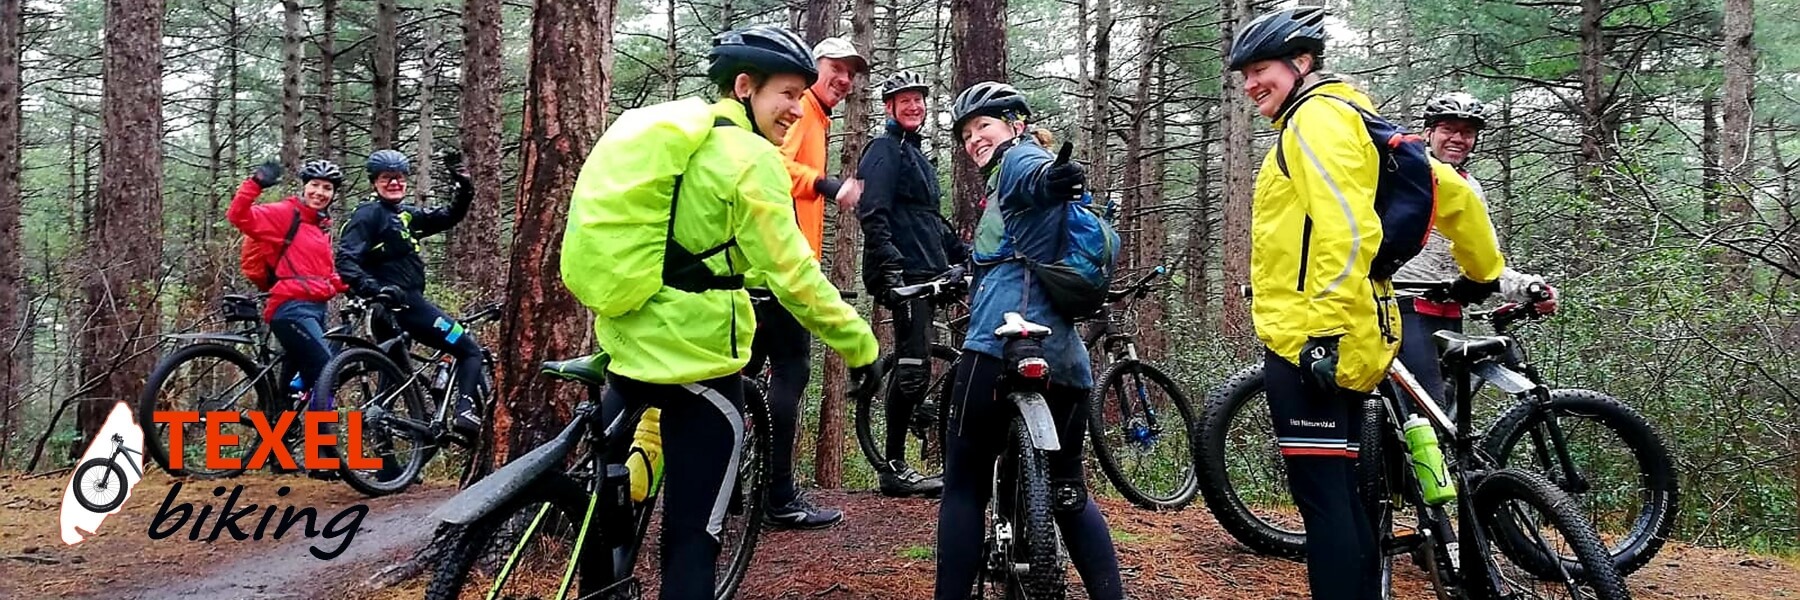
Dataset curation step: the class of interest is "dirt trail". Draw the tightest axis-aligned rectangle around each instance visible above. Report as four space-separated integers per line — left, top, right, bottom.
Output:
7 476 1797 600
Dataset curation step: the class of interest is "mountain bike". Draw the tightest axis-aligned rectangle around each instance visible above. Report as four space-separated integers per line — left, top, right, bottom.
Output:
137 293 366 478
1196 282 1676 576
967 312 1067 600
309 298 501 497
424 352 770 600
72 433 146 513
853 266 969 482
1359 285 1630 598
1078 265 1201 511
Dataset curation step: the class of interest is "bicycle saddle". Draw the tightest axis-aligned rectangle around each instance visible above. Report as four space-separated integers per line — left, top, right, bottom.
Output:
540 354 610 387
994 312 1052 339
1433 331 1511 364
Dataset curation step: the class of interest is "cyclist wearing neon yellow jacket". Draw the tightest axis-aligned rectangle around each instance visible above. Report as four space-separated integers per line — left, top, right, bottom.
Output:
559 25 880 600
1232 7 1504 600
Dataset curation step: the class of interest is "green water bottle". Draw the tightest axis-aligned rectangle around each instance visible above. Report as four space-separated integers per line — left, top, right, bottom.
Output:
1403 415 1457 505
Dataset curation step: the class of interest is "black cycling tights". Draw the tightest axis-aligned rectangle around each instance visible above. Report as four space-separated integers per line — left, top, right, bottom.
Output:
934 352 1124 600
601 374 742 600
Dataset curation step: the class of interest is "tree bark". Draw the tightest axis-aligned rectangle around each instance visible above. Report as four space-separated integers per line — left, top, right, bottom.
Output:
415 15 439 204
1217 0 1254 352
82 0 164 447
1577 0 1610 204
1701 80 1719 223
811 0 876 489
1720 0 1754 282
281 0 302 174
1085 0 1111 196
799 0 839 486
317 0 338 161
949 0 1005 240
0 0 20 456
488 0 615 463
452 0 505 298
1182 111 1214 311
373 0 399 150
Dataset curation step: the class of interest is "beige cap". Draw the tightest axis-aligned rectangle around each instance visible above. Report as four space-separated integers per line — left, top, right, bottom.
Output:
812 37 869 72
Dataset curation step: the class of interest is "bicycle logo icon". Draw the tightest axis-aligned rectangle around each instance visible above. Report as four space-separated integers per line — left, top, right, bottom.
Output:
72 433 145 513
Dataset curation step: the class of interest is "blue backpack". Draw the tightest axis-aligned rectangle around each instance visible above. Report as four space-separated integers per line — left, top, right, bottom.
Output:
1278 93 1437 281
1021 189 1122 319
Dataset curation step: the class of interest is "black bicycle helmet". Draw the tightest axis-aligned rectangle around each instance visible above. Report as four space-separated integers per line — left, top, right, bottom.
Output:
707 25 819 89
365 149 411 180
880 71 930 100
298 159 344 186
1227 6 1328 71
1423 91 1488 129
951 81 1030 135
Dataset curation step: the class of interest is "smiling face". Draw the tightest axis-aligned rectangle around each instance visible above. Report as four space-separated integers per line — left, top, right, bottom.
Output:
886 90 927 131
1428 119 1481 165
300 179 336 210
373 172 408 202
739 72 809 146
813 56 862 108
960 115 1023 168
1239 53 1312 119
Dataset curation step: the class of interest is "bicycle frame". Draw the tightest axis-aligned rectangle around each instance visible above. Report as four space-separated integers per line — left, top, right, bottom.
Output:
110 437 146 479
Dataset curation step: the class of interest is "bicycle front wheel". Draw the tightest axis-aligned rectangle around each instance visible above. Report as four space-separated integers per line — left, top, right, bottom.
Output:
1466 469 1632 600
73 457 130 513
712 376 773 599
1483 388 1677 576
1088 359 1200 510
137 343 273 478
316 347 433 497
425 471 616 600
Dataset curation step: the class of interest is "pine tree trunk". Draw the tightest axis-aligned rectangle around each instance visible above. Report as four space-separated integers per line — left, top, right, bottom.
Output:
1217 0 1254 353
797 0 839 486
415 16 439 204
281 0 302 174
1577 0 1609 204
1086 0 1111 195
1720 0 1755 282
489 0 615 463
949 0 1005 240
811 0 876 489
0 0 20 461
81 0 164 449
1182 113 1214 310
317 0 338 161
1701 83 1719 223
452 0 505 297
373 0 399 150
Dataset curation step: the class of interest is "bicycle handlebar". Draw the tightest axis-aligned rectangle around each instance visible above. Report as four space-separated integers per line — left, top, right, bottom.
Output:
890 265 970 302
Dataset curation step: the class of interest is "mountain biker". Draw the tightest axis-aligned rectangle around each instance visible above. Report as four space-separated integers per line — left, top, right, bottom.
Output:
560 25 881 600
747 34 870 529
1393 90 1560 408
1229 7 1505 599
334 149 486 437
857 70 966 498
227 159 349 413
934 80 1124 600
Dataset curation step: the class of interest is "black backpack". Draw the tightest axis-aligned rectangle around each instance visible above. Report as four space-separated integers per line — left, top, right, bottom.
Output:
1278 93 1437 281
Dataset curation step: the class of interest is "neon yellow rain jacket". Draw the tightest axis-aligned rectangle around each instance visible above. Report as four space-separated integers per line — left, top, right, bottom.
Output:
561 98 878 384
1251 80 1505 393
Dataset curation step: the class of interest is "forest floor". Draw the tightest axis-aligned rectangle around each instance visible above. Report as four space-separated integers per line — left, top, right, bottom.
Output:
2 471 1795 599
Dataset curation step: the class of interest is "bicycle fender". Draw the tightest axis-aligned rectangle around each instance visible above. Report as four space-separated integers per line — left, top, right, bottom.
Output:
163 332 256 345
1472 361 1536 395
430 416 586 525
1011 392 1062 451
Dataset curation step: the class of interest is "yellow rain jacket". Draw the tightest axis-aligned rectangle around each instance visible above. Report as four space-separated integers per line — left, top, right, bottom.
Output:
561 98 878 384
1251 80 1505 393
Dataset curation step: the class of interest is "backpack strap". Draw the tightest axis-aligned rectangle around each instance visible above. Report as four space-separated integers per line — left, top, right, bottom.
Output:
1275 93 1405 178
268 207 304 282
662 116 746 293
